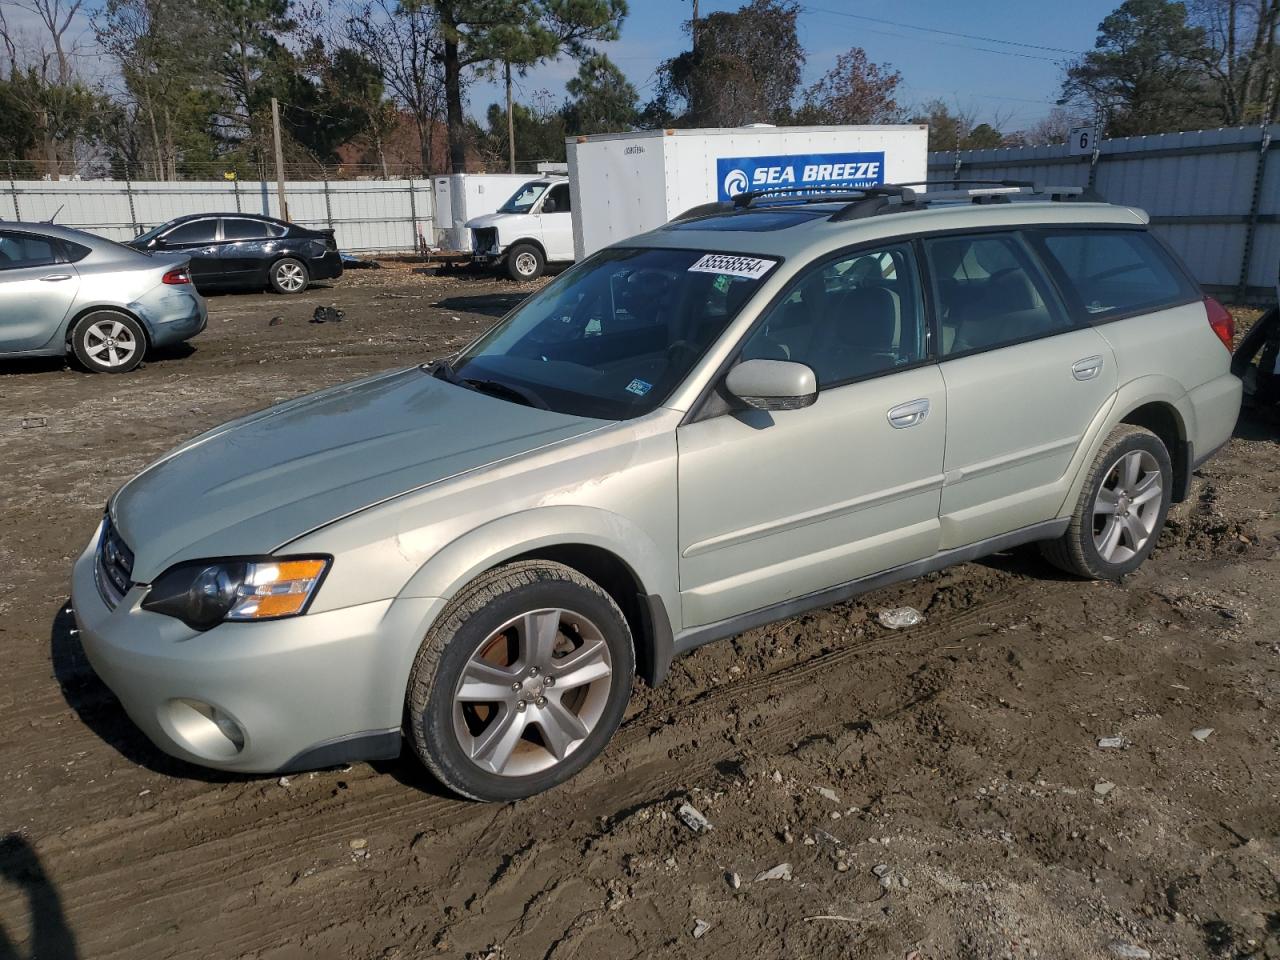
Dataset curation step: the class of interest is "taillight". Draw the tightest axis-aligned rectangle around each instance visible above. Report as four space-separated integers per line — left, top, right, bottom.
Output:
1204 296 1234 352
162 267 191 285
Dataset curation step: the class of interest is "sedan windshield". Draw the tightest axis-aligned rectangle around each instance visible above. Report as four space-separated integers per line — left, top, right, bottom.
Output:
498 182 550 214
449 247 779 419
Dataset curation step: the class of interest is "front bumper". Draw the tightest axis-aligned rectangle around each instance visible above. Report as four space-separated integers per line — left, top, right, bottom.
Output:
70 528 443 773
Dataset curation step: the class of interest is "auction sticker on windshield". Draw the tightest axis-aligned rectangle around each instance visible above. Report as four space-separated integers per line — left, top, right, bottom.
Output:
688 254 777 280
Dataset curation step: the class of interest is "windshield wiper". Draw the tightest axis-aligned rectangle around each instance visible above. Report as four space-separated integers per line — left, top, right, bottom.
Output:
461 378 549 410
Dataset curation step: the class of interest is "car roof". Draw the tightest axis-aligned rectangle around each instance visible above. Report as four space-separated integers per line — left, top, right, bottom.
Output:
0 221 126 244
166 212 288 223
629 196 1148 263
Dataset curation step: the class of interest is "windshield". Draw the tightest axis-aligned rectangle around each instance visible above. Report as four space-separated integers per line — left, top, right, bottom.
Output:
132 223 166 244
498 181 550 214
450 247 779 419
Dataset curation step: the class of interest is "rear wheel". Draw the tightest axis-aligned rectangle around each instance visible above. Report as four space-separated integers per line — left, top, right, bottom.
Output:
70 310 145 373
406 561 634 801
1041 425 1172 579
269 258 309 294
505 243 544 281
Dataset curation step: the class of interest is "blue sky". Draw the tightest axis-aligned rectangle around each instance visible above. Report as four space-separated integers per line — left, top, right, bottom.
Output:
469 0 1122 131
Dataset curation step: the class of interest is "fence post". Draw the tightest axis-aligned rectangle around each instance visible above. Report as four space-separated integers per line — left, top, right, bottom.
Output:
322 165 334 231
233 176 241 212
6 162 19 221
407 177 419 257
123 162 139 236
1236 125 1272 303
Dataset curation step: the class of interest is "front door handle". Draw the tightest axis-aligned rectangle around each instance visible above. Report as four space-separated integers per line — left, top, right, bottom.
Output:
1072 355 1103 381
887 398 930 429
40 274 72 282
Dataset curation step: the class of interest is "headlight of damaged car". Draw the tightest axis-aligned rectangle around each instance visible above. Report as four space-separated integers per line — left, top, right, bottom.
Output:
141 557 330 630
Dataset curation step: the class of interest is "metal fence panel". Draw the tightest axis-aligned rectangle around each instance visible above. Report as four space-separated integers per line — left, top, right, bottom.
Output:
2 177 435 254
929 124 1280 302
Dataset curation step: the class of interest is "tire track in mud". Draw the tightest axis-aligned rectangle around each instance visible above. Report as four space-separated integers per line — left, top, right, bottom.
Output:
21 587 1025 959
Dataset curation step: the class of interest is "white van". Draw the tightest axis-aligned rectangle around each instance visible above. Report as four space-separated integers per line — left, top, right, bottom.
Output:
465 177 574 280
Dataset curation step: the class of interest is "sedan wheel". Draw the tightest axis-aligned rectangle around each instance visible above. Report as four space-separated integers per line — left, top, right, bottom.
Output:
70 311 146 373
270 258 309 294
407 560 635 801
1092 449 1163 564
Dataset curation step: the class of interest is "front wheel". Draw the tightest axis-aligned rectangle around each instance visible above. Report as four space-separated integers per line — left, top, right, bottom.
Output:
505 243 545 281
406 561 635 801
1041 425 1172 579
269 258 309 294
70 310 146 373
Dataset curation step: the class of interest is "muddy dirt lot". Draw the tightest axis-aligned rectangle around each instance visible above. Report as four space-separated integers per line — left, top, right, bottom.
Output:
1 265 1277 960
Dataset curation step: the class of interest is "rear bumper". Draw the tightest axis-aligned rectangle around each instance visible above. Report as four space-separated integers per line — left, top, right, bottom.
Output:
1188 373 1242 466
132 288 208 348
310 251 344 281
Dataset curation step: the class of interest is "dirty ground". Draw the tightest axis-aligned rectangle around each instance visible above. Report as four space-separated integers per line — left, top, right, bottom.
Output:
1 267 1277 960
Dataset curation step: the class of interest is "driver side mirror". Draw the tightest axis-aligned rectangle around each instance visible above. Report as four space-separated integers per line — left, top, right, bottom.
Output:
150 236 168 249
542 197 558 213
725 358 818 411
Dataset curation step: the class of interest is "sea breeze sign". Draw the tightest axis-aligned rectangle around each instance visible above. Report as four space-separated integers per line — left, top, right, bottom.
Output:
716 152 886 200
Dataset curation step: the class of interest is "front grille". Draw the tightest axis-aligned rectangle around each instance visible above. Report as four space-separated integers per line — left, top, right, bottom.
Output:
473 228 498 255
95 517 135 609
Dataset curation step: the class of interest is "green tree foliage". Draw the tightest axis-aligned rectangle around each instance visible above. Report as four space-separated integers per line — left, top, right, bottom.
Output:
425 0 627 172
278 44 387 163
651 0 803 126
796 47 902 124
562 53 638 135
479 96 566 167
1062 0 1220 135
910 100 1011 150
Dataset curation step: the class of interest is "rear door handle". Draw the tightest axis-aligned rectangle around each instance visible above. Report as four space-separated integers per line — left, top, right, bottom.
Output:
887 398 930 429
40 274 72 282
1072 355 1103 381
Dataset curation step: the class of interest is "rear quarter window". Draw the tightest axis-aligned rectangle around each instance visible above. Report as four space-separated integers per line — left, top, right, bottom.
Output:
1037 229 1198 320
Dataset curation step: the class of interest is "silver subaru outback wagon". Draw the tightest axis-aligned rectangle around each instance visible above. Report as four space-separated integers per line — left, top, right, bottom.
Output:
70 183 1242 801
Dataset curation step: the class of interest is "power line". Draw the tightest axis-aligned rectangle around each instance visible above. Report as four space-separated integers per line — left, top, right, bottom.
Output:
800 4 1083 57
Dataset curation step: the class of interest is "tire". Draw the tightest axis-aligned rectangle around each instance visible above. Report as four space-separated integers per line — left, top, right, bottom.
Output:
505 243 544 281
1040 424 1173 580
406 560 635 801
70 310 146 373
269 257 309 294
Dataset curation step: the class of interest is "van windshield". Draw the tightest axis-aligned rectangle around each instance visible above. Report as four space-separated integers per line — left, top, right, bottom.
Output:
447 247 779 419
497 182 550 214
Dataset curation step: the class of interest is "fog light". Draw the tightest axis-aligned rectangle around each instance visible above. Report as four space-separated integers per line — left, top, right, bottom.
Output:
165 699 246 760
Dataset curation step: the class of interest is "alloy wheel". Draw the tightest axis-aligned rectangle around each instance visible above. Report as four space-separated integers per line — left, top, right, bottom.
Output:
275 261 306 292
1092 449 1163 564
451 607 613 777
83 319 138 368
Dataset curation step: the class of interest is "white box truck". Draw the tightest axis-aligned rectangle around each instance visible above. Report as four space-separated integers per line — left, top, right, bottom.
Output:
432 173 537 252
566 124 929 260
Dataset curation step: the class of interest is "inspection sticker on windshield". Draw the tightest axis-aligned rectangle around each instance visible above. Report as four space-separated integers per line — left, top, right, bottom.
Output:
625 378 653 396
688 254 776 280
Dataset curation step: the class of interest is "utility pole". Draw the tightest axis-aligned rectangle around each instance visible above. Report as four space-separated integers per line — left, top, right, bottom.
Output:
271 97 289 222
690 0 699 119
505 61 516 174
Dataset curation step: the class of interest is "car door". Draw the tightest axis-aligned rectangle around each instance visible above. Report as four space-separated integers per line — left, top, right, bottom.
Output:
158 218 222 286
923 231 1118 548
0 229 81 352
676 242 946 629
218 217 274 281
536 183 574 261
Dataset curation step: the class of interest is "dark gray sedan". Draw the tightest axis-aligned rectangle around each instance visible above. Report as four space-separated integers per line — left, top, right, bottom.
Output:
0 222 207 373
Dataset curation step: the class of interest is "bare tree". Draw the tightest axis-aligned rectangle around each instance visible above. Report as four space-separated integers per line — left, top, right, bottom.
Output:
1191 0 1280 123
346 0 447 174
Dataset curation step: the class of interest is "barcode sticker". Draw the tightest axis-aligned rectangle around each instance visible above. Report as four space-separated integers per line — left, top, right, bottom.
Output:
687 254 776 280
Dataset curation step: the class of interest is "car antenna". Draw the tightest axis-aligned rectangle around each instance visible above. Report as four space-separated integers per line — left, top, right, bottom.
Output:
43 204 64 224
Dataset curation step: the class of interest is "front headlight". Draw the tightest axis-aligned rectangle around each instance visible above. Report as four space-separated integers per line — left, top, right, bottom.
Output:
141 557 330 630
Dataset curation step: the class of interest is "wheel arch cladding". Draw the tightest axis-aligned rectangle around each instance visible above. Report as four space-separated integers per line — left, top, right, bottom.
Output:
1119 400 1191 501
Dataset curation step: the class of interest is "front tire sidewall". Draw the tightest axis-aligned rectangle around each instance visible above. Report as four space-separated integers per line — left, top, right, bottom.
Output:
505 243 545 282
70 311 146 373
270 258 309 294
412 571 634 802
1078 432 1173 579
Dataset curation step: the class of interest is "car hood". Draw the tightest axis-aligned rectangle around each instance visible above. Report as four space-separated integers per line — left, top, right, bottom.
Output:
110 367 606 581
465 212 525 229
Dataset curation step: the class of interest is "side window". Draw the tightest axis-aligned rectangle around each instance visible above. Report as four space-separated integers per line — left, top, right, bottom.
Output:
221 218 270 241
544 183 571 214
1037 229 1196 319
923 233 1070 357
741 243 926 387
0 231 61 270
164 219 218 244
